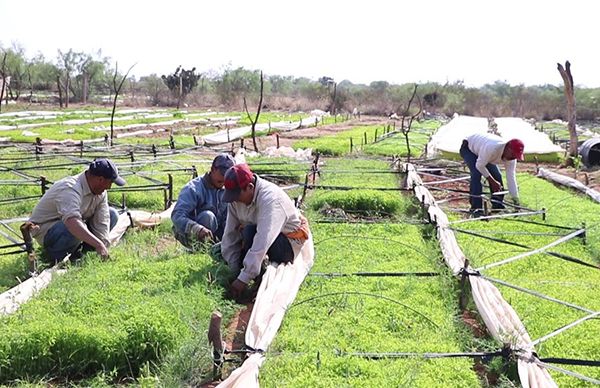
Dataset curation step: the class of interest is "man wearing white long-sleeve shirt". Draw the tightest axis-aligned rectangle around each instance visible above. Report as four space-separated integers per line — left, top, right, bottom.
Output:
460 133 525 215
220 163 310 300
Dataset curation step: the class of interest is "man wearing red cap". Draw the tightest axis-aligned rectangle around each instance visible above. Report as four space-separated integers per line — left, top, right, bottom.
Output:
220 163 310 300
460 133 525 215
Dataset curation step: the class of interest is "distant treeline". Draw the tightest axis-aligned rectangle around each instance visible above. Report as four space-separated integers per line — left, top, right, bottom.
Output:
1 45 599 120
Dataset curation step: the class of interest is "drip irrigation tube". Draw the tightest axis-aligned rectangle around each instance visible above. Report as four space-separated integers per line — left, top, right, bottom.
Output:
482 275 594 314
310 271 439 277
540 357 600 367
304 184 410 191
337 349 506 361
532 358 600 385
0 195 42 205
451 228 598 270
475 229 585 272
450 210 546 226
531 311 600 347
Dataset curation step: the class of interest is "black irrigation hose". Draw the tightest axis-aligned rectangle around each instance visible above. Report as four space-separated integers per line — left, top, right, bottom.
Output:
502 217 580 231
290 291 439 329
540 357 600 367
0 242 24 250
450 228 599 270
314 219 428 225
310 271 439 278
0 249 25 256
0 195 42 205
304 184 410 191
337 349 505 361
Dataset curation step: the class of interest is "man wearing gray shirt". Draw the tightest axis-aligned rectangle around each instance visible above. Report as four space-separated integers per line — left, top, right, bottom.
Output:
28 158 126 263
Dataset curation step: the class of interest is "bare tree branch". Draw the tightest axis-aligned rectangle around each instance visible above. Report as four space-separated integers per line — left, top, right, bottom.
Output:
110 62 136 146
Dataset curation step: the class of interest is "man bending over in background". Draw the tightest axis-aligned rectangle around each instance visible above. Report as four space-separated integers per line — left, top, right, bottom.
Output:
171 153 235 250
460 132 524 216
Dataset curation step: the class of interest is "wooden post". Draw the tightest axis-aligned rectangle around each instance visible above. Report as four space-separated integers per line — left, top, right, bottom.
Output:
169 135 175 150
350 138 353 153
192 165 198 179
20 222 37 274
129 151 135 163
208 311 224 380
459 259 470 310
40 176 47 195
363 132 367 145
374 128 378 142
35 137 42 160
193 135 198 146
79 140 84 158
240 138 245 149
276 133 280 149
152 144 157 158
121 193 126 210
167 174 173 209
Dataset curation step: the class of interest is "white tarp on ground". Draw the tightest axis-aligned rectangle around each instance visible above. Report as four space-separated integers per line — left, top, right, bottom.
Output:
202 117 320 145
218 234 315 388
427 115 562 157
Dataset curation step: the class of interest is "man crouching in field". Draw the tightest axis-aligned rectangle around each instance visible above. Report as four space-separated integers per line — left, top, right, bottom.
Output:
219 164 310 301
28 158 125 263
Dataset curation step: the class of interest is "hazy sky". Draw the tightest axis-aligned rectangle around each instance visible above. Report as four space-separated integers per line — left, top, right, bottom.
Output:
1 0 598 87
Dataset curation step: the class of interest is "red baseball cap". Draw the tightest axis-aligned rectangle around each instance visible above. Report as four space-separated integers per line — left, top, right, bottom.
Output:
222 164 254 202
506 139 525 161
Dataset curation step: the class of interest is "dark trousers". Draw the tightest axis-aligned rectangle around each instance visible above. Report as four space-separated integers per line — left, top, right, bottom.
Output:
241 224 294 264
459 140 505 211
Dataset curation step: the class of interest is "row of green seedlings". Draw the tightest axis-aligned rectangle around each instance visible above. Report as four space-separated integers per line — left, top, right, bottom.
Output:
293 120 441 157
0 154 311 386
441 171 600 386
257 158 488 387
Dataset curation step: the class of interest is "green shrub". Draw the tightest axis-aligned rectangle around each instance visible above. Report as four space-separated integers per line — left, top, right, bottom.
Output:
311 190 402 216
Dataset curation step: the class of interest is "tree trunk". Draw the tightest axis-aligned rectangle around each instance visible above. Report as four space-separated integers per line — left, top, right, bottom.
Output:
56 75 63 109
82 71 88 105
557 61 577 161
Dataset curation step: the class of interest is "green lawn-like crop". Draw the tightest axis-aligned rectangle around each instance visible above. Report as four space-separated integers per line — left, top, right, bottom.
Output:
292 120 440 157
260 157 480 387
454 174 600 386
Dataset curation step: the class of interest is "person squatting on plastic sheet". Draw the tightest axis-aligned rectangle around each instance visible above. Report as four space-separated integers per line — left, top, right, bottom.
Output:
27 158 126 263
460 132 525 216
171 154 236 250
218 163 310 301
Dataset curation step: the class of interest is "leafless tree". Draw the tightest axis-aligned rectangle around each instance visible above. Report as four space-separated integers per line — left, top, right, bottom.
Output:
557 61 577 164
400 84 423 162
243 70 264 152
0 52 7 112
110 62 136 146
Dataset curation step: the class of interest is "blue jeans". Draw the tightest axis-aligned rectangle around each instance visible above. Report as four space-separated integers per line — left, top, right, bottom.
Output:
241 224 294 264
43 208 119 262
173 210 223 249
460 140 505 211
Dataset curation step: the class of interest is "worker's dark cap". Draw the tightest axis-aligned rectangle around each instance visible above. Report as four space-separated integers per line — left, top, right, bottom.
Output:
212 153 236 175
222 164 254 203
89 158 126 186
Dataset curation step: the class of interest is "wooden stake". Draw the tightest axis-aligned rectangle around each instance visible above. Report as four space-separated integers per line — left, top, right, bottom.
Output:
208 311 224 380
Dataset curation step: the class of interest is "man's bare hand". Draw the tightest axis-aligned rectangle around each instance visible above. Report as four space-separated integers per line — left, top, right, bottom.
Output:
229 279 247 300
197 226 214 241
487 177 502 193
95 244 109 260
